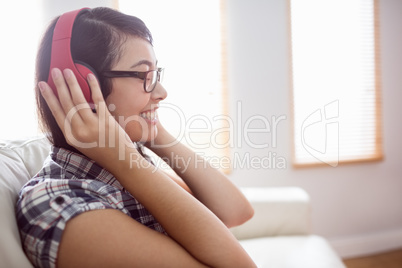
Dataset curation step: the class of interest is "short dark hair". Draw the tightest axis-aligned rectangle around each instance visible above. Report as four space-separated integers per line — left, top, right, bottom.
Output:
35 7 153 152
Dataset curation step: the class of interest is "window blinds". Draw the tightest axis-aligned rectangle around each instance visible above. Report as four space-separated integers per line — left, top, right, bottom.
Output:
289 0 383 167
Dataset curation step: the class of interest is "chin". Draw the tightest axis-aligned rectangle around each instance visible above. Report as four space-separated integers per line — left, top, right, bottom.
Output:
145 127 158 142
129 127 158 143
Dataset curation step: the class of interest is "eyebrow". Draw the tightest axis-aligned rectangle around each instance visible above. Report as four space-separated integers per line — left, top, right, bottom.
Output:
130 60 158 69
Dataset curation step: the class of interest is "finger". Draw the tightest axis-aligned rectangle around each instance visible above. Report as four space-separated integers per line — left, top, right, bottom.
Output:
51 68 76 116
87 73 104 105
38 81 67 133
87 73 111 118
62 69 94 120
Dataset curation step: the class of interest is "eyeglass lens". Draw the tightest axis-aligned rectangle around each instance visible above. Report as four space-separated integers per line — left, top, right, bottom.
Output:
145 70 157 92
145 69 163 93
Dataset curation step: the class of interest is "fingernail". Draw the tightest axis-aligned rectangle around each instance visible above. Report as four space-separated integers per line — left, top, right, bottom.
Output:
51 68 60 79
63 69 72 79
38 82 46 93
87 73 96 81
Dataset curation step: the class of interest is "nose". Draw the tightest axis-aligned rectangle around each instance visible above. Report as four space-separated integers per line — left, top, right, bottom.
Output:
151 82 167 101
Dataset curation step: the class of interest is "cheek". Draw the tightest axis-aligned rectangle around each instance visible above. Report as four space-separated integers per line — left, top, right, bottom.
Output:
106 91 150 117
106 93 151 141
119 97 149 116
106 79 150 114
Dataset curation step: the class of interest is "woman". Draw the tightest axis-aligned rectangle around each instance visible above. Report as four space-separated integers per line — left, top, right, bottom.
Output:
16 7 255 268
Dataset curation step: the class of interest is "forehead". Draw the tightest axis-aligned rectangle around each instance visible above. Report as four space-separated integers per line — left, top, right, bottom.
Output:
114 36 157 69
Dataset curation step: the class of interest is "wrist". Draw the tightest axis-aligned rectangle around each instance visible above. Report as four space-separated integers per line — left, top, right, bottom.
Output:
149 126 177 149
98 145 142 174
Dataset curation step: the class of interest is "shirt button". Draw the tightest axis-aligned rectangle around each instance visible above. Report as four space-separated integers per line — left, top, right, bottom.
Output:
55 196 65 205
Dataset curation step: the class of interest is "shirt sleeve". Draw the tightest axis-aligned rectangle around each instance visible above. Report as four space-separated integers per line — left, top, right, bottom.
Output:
16 179 116 268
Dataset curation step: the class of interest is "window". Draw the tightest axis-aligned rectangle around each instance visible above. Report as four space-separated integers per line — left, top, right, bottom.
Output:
289 0 383 167
118 0 230 172
0 1 229 173
0 1 43 139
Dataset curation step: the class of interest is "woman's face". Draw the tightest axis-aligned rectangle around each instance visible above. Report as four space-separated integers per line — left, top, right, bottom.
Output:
105 37 167 142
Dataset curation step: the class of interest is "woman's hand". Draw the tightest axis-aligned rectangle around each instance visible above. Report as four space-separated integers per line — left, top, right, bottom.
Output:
39 68 139 172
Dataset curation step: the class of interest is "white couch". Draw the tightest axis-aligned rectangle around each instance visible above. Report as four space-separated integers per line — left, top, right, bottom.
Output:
0 136 346 268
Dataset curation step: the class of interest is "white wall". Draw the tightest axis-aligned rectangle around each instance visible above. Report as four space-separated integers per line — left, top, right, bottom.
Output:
40 0 115 22
225 0 402 258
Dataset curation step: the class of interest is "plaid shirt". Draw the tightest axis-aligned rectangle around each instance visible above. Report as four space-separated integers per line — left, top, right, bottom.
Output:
16 146 166 268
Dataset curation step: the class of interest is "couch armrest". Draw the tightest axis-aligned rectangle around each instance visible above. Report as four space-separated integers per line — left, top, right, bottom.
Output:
230 187 311 240
0 136 51 178
0 136 50 268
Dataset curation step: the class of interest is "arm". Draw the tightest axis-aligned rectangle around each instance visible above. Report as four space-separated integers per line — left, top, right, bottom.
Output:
147 124 254 228
40 68 256 267
58 209 208 268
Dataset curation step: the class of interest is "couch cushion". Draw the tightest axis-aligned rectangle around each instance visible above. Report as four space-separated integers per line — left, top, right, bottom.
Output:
231 187 312 240
240 235 346 268
0 136 50 268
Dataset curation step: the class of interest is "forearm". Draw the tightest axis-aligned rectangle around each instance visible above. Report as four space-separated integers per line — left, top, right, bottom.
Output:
149 130 254 228
110 148 255 267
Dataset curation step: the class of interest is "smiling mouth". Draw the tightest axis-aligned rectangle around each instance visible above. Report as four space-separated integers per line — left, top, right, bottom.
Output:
139 110 156 121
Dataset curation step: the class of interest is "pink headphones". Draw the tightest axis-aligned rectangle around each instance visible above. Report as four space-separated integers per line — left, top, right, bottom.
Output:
47 7 96 104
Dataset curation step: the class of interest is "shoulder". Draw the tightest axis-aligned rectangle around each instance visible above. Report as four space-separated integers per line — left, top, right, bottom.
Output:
16 178 115 225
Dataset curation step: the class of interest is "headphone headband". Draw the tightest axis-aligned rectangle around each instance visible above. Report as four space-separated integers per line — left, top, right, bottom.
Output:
47 7 94 104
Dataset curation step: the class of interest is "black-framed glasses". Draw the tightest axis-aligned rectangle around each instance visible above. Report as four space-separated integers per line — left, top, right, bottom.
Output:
102 68 164 93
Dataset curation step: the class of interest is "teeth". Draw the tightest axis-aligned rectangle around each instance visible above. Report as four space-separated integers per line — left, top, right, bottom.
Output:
140 111 156 120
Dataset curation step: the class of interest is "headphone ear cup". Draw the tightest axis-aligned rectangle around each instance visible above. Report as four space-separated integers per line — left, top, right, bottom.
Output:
74 61 100 104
